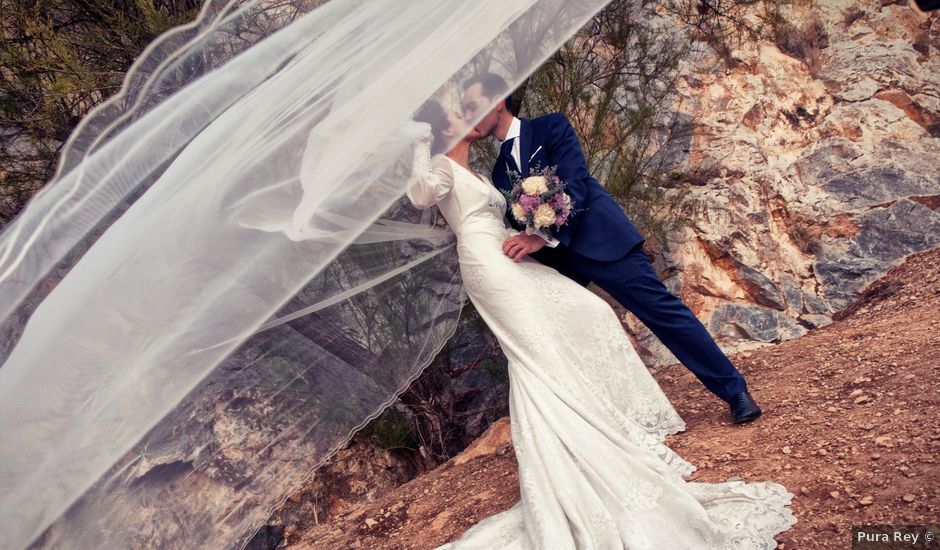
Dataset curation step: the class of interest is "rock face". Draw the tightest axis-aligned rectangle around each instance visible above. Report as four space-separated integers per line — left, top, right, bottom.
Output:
630 1 940 366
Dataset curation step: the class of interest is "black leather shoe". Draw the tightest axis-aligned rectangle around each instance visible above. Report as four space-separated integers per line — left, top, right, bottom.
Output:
728 391 762 424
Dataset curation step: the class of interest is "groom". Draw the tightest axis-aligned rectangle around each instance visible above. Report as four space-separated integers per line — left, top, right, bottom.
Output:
461 72 762 424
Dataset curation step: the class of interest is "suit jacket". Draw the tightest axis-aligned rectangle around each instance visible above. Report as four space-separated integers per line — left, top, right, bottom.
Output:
491 112 644 262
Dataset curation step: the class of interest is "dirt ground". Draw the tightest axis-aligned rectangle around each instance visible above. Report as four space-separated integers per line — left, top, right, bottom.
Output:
289 247 940 549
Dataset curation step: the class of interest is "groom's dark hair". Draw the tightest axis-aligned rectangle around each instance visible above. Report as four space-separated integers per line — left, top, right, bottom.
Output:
462 72 514 115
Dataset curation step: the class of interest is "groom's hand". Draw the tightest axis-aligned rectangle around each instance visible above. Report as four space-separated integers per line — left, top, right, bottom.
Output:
502 234 546 262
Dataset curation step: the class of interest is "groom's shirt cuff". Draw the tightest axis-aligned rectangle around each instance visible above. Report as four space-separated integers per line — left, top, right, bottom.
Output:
536 231 559 248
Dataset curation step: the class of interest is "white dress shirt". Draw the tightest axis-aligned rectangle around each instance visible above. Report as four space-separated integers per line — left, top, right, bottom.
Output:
501 116 523 170
500 117 559 248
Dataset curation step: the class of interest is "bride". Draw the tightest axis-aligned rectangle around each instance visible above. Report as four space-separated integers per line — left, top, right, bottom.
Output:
406 99 797 549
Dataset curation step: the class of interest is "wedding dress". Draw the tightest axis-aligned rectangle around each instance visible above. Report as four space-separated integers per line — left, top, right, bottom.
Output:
406 152 797 550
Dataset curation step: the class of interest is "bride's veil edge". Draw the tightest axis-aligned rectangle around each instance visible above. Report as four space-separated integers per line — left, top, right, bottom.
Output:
0 0 613 548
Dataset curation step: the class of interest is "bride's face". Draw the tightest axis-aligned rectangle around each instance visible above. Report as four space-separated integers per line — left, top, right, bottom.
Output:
444 109 480 143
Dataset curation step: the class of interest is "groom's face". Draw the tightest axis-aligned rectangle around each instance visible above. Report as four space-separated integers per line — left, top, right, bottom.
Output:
462 83 500 139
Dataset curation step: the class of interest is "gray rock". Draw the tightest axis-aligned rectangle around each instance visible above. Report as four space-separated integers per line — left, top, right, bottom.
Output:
802 291 833 315
708 303 807 344
798 314 833 329
782 280 805 314
816 199 940 308
822 166 938 210
737 263 787 311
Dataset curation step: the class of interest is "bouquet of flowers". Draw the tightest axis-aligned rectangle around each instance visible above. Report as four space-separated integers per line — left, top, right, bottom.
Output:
501 165 574 239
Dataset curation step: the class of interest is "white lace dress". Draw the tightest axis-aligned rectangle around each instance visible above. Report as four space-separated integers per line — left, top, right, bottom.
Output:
406 153 797 550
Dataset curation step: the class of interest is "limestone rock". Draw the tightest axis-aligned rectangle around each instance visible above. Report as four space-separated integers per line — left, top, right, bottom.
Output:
632 1 940 364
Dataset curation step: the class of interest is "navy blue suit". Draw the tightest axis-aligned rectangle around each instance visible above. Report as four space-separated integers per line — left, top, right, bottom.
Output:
492 113 747 402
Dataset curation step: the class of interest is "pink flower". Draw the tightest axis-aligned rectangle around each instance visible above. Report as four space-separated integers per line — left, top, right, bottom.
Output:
518 194 540 212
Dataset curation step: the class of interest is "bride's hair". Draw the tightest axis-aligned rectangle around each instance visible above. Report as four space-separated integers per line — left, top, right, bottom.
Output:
414 99 450 155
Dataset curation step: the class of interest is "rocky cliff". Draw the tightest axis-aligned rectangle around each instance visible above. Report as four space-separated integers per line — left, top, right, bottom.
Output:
629 0 940 365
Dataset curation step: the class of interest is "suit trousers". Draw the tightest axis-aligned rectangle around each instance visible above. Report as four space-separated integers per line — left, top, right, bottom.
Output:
532 241 747 403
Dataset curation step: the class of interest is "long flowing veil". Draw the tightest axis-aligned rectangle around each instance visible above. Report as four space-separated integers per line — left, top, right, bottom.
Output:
0 0 611 548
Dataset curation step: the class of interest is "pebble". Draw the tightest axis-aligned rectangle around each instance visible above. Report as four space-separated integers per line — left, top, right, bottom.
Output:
859 496 874 505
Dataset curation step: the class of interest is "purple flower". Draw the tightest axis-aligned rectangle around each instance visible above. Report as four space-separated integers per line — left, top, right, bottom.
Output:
518 194 540 212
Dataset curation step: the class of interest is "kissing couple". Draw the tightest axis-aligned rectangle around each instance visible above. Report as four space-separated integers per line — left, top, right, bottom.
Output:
404 72 796 549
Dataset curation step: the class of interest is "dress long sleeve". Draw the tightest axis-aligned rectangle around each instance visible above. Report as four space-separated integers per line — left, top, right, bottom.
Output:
406 141 454 209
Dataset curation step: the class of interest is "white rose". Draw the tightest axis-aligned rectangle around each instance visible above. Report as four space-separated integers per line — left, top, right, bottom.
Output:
521 176 549 195
533 203 557 228
511 203 527 222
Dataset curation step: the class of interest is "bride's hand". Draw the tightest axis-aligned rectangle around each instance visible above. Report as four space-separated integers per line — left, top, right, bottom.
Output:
401 120 433 143
502 233 546 262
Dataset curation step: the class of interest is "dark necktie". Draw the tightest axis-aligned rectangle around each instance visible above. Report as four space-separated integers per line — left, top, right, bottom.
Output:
500 137 517 170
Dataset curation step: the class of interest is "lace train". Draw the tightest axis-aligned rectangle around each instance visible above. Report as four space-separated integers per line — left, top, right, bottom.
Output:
433 259 798 549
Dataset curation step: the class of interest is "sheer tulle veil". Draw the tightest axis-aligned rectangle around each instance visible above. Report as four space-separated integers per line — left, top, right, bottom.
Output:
0 0 610 547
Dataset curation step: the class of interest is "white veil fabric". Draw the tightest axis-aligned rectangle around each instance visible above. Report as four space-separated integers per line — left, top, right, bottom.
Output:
0 0 611 548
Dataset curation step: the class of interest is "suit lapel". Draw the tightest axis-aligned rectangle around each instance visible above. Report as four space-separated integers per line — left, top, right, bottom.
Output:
495 161 513 191
519 117 534 176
